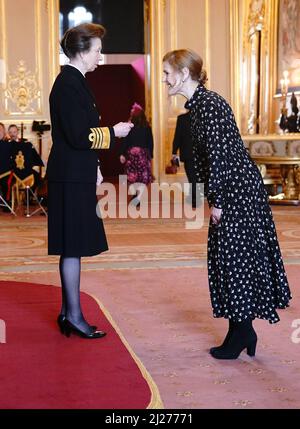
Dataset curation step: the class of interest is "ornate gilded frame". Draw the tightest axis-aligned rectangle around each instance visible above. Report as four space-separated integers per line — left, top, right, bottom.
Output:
231 0 279 135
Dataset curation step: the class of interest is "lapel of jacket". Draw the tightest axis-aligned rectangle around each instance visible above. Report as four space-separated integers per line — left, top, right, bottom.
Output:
81 76 98 106
63 65 97 107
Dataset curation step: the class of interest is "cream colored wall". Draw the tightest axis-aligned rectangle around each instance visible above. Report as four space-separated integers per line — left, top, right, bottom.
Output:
149 0 232 182
208 0 231 99
0 0 59 175
0 0 232 182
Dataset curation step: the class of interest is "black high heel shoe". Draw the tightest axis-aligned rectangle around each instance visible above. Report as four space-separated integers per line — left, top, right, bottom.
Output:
62 319 106 339
57 315 97 334
57 315 69 334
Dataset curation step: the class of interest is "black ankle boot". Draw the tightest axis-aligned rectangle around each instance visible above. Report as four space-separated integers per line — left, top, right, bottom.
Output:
210 319 234 354
210 319 257 360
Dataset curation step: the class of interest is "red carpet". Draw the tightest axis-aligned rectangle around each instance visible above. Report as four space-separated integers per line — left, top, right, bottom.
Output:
0 281 158 409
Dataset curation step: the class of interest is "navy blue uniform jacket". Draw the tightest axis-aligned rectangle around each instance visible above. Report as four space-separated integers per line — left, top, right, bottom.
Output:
47 65 115 183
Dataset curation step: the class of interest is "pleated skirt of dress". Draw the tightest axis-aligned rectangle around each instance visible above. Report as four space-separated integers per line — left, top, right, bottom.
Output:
48 182 108 257
207 184 291 324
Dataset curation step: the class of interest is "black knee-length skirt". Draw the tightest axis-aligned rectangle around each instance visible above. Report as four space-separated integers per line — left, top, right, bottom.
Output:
48 182 108 257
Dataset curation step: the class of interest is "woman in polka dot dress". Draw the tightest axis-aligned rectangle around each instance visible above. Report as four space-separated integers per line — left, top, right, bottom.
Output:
162 49 292 360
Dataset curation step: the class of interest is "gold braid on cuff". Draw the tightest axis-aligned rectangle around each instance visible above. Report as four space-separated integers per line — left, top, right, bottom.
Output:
89 127 111 149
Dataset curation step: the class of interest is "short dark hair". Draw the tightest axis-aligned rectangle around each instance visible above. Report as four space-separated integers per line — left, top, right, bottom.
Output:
61 23 106 59
8 124 18 131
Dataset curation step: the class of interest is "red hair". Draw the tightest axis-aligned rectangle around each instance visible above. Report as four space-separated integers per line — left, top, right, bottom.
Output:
163 49 207 85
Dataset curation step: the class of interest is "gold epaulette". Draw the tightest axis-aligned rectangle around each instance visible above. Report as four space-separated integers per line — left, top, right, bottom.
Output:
89 127 111 149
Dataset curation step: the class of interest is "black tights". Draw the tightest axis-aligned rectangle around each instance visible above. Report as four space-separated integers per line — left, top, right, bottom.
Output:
59 256 92 334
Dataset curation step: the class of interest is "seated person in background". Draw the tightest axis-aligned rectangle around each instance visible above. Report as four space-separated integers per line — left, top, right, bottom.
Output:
7 124 21 142
0 123 13 208
10 139 44 193
172 112 198 207
0 122 6 137
119 103 154 205
0 122 9 141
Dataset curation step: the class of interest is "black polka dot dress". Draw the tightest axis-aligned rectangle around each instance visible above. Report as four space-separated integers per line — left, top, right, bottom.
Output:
185 85 292 324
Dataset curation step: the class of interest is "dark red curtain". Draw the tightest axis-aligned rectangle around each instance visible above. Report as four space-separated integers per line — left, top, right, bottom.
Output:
86 64 145 181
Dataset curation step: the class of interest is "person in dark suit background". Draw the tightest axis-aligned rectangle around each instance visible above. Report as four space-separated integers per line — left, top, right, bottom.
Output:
0 123 12 209
47 23 133 339
172 112 198 207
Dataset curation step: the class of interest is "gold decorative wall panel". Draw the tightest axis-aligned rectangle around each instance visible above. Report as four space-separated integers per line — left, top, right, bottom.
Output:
48 0 60 87
0 0 60 169
149 0 231 182
0 0 59 120
238 0 279 135
229 0 241 126
4 60 41 115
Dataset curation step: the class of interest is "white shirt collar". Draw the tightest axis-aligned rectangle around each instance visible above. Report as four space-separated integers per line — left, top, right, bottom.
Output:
67 63 85 77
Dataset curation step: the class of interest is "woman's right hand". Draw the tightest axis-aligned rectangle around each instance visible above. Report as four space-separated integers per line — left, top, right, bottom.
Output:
113 122 134 138
210 206 222 225
120 155 126 164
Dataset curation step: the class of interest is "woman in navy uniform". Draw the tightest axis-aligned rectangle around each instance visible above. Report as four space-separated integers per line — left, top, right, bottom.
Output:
47 23 133 339
162 49 291 359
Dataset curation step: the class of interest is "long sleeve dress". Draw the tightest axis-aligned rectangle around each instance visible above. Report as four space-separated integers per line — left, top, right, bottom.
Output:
185 84 291 324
